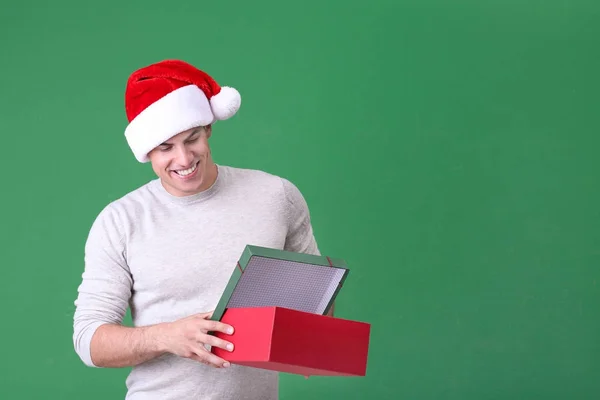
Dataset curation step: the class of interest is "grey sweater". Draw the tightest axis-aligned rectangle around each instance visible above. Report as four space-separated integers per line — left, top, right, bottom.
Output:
73 165 320 399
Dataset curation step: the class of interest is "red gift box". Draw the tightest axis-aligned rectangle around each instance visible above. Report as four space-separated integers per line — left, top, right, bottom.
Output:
212 306 371 377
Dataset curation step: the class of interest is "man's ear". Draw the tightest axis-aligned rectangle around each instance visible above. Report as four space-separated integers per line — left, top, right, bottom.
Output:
205 124 212 138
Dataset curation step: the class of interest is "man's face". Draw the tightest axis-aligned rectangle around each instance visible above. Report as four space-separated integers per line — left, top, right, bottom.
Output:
147 125 216 197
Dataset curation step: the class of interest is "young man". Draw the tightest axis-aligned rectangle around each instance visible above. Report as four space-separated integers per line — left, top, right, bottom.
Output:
72 59 328 399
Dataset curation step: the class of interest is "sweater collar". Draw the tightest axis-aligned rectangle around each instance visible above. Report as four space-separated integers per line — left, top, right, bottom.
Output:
149 164 226 206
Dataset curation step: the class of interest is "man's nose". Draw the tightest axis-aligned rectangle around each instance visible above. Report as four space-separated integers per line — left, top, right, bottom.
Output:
175 146 194 167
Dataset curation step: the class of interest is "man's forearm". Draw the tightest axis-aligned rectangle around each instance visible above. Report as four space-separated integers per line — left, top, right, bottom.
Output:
90 323 168 368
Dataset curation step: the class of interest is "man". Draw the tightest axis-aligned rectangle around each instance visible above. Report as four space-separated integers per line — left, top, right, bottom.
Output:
72 59 330 399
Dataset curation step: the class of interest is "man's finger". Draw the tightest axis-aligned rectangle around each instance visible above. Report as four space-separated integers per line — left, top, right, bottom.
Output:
202 319 234 335
191 348 231 369
197 332 234 352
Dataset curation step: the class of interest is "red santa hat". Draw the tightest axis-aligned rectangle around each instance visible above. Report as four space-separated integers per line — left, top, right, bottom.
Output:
124 59 241 162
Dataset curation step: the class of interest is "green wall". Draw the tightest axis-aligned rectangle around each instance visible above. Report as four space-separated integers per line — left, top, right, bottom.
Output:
1 1 599 399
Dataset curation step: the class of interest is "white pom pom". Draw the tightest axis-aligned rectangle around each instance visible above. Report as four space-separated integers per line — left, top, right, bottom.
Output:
210 86 241 120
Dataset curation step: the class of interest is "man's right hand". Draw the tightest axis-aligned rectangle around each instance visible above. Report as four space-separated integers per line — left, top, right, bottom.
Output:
88 311 235 369
156 311 235 368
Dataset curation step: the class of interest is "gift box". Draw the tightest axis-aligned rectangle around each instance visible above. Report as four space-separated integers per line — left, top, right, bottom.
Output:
210 245 371 377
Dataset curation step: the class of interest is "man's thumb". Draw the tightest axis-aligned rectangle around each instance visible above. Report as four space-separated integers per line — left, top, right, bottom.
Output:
197 310 214 319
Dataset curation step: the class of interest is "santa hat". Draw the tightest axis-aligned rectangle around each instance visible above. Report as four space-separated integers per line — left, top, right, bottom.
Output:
123 59 241 162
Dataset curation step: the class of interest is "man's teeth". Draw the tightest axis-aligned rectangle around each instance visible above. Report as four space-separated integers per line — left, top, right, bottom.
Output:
175 163 197 176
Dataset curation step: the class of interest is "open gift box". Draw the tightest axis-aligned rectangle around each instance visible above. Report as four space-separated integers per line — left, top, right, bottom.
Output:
210 245 371 377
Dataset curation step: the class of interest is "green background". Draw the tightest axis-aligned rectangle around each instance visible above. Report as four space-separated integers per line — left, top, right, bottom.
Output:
1 0 599 399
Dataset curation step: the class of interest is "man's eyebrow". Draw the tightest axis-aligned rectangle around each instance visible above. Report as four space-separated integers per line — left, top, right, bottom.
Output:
160 128 201 146
185 128 202 140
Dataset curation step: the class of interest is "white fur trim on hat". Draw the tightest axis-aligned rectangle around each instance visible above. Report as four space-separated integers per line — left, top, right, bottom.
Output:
124 85 214 163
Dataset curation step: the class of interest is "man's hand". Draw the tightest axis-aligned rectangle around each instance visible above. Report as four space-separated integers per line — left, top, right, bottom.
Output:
89 311 235 369
158 311 235 368
326 303 335 317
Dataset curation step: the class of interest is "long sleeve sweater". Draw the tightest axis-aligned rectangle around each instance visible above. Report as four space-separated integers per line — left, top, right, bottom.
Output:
73 165 320 399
